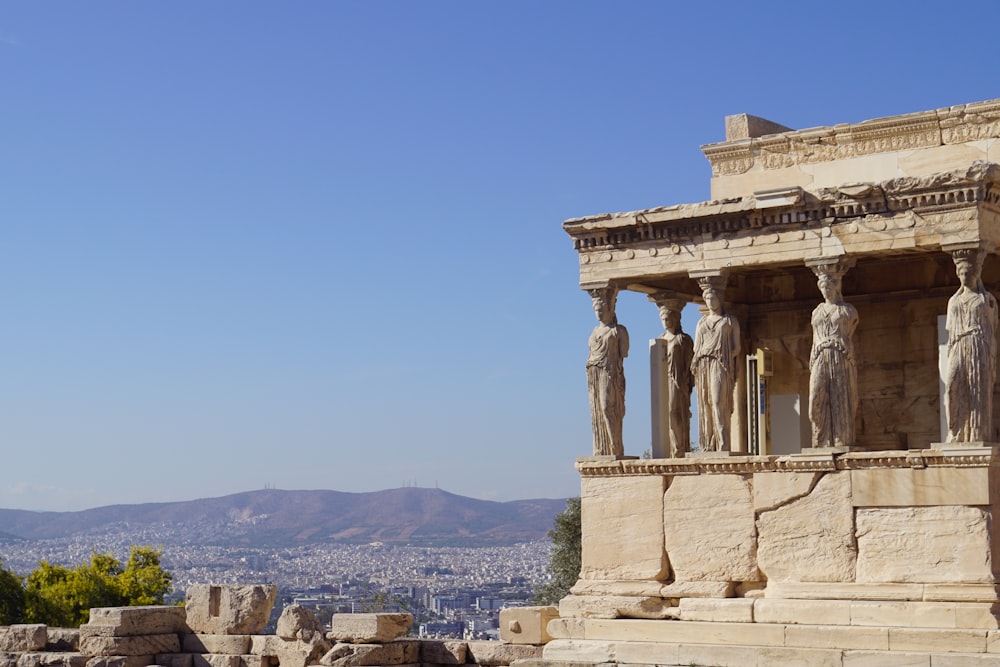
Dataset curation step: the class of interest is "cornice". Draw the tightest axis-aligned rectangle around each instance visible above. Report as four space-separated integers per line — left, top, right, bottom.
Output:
701 99 1000 177
563 163 1000 252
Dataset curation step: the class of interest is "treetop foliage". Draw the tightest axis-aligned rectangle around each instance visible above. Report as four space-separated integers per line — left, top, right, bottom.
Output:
0 546 172 627
534 497 581 605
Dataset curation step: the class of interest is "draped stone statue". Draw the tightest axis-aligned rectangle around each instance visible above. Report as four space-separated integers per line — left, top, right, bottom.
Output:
808 262 859 448
587 286 629 456
945 248 998 443
655 298 694 456
692 277 740 452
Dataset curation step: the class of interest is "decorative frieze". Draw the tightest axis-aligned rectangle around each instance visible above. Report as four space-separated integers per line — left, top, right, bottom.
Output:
577 449 1000 478
701 102 1000 177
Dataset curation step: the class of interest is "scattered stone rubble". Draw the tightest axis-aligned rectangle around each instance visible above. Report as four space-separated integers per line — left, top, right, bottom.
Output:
0 586 550 667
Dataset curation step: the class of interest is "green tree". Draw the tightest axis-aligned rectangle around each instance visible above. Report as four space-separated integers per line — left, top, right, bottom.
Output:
0 558 25 625
117 546 172 606
534 497 581 604
24 546 172 626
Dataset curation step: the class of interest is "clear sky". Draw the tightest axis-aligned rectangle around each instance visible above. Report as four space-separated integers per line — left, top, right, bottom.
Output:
0 2 997 512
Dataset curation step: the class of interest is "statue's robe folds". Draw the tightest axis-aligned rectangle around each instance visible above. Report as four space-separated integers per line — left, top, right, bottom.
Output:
809 301 859 448
946 287 999 442
693 314 740 452
587 322 629 456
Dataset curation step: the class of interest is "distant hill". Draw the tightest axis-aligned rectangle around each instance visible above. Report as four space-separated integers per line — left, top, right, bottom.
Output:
0 488 569 547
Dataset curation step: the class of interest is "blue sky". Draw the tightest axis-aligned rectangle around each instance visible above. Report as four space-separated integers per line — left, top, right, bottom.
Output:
0 2 996 511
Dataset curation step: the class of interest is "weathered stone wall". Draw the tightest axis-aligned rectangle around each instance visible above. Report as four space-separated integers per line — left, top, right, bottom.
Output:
570 451 1000 619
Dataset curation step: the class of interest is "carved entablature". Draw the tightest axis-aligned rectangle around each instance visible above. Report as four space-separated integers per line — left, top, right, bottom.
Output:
564 163 1000 290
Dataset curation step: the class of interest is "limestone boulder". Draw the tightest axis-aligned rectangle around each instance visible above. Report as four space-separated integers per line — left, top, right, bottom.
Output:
581 476 667 581
45 629 79 652
79 633 180 657
756 471 856 582
419 640 466 664
663 474 758 582
248 635 329 667
185 585 277 635
86 606 187 636
327 613 411 643
29 654 88 667
181 635 250 655
276 604 325 642
856 505 994 584
464 640 542 666
319 640 418 667
0 625 46 652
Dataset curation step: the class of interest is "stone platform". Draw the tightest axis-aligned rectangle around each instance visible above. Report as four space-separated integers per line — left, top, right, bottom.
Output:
530 615 1000 665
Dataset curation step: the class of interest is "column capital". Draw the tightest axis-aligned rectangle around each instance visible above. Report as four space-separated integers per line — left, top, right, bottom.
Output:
648 291 687 312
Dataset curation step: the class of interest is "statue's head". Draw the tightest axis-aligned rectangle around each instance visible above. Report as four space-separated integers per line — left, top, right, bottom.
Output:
655 298 684 333
812 264 844 302
952 248 985 288
698 277 724 315
588 286 618 325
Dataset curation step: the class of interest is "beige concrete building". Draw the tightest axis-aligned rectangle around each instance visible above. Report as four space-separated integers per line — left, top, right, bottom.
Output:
553 99 1000 665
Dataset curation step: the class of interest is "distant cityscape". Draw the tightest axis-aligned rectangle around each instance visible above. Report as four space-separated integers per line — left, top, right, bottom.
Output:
0 525 552 640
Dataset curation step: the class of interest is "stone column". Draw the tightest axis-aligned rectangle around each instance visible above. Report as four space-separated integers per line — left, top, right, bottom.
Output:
649 294 693 458
805 258 859 450
690 271 741 453
586 285 629 457
942 245 999 445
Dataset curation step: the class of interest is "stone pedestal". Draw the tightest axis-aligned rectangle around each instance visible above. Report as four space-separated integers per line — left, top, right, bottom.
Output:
560 449 1000 665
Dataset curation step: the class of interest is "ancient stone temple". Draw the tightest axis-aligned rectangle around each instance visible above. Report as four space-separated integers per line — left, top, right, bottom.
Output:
551 99 1000 665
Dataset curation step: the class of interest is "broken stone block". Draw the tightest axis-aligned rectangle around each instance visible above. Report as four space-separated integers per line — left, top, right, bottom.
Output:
0 625 47 652
753 471 820 512
417 640 466 664
154 655 192 667
464 641 542 666
16 653 87 667
275 605 324 642
247 636 327 667
856 505 994 583
327 614 412 643
181 635 251 655
46 628 80 651
318 641 418 667
185 585 277 635
756 472 856 582
80 634 180 657
499 606 559 645
87 606 187 637
190 656 241 667
84 657 153 667
663 474 758 582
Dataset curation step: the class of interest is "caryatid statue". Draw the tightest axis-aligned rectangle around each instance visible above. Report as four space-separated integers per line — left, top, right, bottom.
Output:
654 297 694 456
808 261 859 448
945 248 999 443
692 276 741 452
586 286 629 457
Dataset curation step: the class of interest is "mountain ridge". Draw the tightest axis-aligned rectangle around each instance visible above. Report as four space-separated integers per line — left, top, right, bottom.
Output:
0 488 569 547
